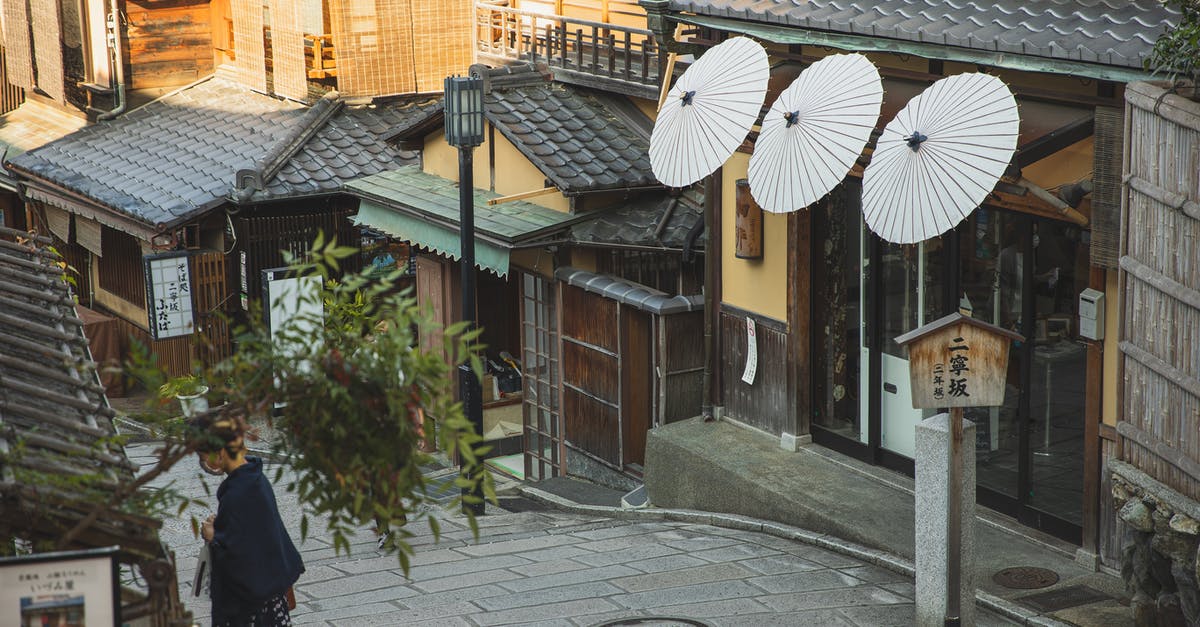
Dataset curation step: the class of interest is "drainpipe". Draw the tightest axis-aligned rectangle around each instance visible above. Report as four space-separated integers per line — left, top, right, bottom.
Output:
701 172 717 420
97 2 126 121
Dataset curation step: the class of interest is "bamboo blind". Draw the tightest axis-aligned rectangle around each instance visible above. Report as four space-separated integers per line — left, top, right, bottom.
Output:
269 0 308 100
232 0 267 92
1 0 32 88
1090 106 1123 268
1120 81 1200 501
29 0 63 102
330 0 471 97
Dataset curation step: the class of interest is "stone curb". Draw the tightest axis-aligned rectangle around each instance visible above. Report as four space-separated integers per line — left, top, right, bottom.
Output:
517 484 1072 627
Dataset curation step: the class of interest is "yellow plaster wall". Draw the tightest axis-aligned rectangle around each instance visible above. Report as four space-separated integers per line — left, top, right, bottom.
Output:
632 96 659 120
1102 270 1120 426
510 248 558 277
424 126 570 213
721 152 787 321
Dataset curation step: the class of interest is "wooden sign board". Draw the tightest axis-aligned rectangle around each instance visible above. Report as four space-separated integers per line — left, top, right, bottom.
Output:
895 313 1023 409
734 179 763 260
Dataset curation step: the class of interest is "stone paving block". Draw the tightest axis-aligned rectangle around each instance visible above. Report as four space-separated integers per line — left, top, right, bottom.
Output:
290 601 404 624
325 614 472 627
611 579 762 610
879 581 916 599
326 552 412 575
838 564 911 584
517 545 594 563
652 597 774 618
657 534 742 553
611 562 756 593
509 557 593 578
297 570 410 598
398 583 512 608
456 533 578 556
317 600 479 626
298 564 351 583
758 585 910 612
733 554 825 576
406 553 531 581
566 522 663 541
748 569 866 594
500 564 642 593
412 566 528 593
476 581 625 611
469 598 621 626
788 543 870 568
407 546 474 567
838 603 919 625
623 553 709 574
575 533 673 554
303 586 420 612
710 609 856 626
572 541 681 567
691 542 785 563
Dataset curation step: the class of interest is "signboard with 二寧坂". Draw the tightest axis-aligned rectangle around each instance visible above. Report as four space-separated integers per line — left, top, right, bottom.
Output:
144 252 196 340
895 313 1023 409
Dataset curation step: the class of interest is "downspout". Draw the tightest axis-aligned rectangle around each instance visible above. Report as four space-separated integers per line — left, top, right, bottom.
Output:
97 1 126 121
701 173 717 420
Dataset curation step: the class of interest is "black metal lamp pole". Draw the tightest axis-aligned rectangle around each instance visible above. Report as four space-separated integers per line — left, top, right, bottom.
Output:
445 75 486 516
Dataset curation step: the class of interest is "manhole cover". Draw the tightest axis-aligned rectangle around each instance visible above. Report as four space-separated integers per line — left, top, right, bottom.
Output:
993 566 1060 589
589 618 713 627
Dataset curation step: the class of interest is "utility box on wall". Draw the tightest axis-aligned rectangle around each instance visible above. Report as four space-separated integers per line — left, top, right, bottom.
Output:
1079 288 1105 340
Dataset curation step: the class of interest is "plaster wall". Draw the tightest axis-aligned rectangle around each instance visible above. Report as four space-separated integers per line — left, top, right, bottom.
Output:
721 151 787 321
423 126 570 213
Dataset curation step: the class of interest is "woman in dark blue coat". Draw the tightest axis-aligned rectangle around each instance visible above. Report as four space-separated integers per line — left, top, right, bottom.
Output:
196 415 304 626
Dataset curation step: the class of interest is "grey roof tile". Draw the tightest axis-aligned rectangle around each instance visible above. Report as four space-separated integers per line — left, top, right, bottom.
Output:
10 76 441 224
667 0 1179 70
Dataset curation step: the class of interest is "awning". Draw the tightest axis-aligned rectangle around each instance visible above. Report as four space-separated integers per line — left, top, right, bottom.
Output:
347 166 588 277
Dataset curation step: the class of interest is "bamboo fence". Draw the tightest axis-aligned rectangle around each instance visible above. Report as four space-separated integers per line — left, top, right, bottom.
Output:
1118 81 1200 503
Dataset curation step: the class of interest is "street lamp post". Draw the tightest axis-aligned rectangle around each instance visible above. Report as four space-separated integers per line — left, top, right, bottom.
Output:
444 75 486 516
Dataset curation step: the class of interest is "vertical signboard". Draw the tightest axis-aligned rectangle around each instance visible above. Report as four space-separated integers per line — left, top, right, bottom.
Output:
144 252 195 340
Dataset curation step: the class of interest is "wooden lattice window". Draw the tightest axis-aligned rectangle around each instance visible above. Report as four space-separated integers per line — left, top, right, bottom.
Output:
97 226 145 305
521 271 561 481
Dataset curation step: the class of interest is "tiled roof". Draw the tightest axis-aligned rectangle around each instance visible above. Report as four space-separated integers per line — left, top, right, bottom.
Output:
0 226 161 557
0 100 88 189
9 73 439 229
668 0 1179 70
483 65 659 194
571 188 705 251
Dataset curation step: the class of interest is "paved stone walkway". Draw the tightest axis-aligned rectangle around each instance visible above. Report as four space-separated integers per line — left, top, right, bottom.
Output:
129 442 1018 626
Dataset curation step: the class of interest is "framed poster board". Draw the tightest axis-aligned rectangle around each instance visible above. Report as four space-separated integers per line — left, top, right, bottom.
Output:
0 546 120 626
143 252 196 340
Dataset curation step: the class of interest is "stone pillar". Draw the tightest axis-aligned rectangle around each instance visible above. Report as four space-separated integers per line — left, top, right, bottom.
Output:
916 413 977 627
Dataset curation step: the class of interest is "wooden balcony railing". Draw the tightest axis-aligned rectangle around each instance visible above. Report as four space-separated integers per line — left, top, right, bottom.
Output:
305 34 336 79
475 2 663 99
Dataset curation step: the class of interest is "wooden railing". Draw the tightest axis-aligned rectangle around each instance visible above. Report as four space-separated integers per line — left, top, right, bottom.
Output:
475 1 663 99
0 47 25 115
305 34 336 79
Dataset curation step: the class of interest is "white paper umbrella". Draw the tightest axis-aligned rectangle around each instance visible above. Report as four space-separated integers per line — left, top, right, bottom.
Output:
649 37 770 188
748 53 883 213
862 72 1019 244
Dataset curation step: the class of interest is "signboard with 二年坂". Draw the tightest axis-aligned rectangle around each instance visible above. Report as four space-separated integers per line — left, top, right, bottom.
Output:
895 313 1023 409
144 252 196 340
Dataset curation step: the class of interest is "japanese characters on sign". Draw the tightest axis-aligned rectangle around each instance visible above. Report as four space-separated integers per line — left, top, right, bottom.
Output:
144 252 196 340
0 547 119 626
896 313 1018 410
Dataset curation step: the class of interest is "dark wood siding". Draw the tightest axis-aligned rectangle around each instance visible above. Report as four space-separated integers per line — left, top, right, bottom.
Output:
660 310 703 423
562 340 617 400
564 386 619 465
124 0 215 90
720 304 790 435
561 284 618 351
234 205 360 305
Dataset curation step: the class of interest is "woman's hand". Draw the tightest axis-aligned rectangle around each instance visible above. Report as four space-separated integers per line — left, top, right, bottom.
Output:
201 514 216 543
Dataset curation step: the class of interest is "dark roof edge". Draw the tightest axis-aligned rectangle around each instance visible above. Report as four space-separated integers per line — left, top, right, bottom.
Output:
381 102 445 144
555 266 703 314
674 13 1158 83
234 92 345 201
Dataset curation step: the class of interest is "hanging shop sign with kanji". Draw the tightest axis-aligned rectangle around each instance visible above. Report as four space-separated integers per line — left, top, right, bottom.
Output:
144 252 196 340
0 546 120 625
894 313 1023 409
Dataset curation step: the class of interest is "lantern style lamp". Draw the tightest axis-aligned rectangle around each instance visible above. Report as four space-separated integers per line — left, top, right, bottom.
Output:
444 75 486 516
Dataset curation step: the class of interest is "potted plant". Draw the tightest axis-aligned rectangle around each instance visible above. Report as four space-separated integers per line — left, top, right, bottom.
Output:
159 374 209 418
1148 0 1200 99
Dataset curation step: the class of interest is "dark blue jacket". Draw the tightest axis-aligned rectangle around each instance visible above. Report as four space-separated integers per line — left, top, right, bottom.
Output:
209 457 304 625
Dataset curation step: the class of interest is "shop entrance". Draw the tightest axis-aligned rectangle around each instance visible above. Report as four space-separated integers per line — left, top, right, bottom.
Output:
813 199 1086 543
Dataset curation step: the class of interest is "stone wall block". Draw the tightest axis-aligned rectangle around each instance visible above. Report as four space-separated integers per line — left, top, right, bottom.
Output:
1121 499 1154 532
1170 514 1200 536
1170 561 1200 627
1155 592 1186 627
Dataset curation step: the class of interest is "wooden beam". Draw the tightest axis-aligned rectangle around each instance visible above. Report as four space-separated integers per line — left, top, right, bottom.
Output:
485 186 559 205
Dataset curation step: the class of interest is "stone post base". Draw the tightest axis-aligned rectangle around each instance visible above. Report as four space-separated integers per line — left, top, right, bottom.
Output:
915 413 977 627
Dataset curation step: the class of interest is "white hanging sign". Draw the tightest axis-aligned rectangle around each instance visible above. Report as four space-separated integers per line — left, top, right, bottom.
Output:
143 252 196 340
741 316 758 385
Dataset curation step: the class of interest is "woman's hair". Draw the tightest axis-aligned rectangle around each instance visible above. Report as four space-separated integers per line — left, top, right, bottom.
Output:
187 412 249 456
